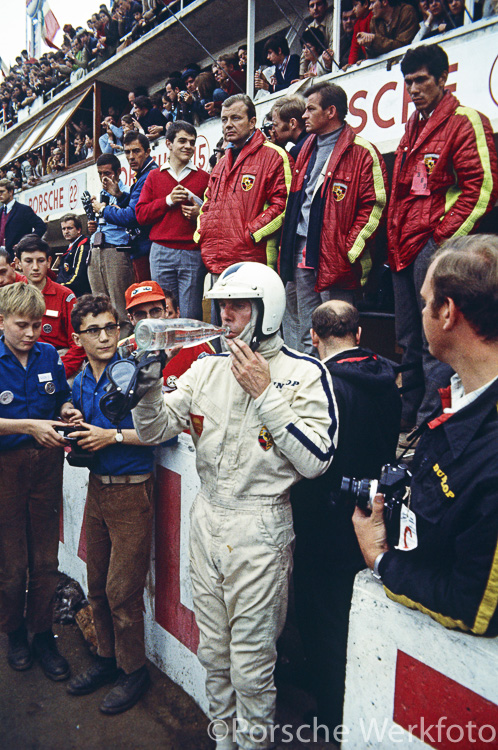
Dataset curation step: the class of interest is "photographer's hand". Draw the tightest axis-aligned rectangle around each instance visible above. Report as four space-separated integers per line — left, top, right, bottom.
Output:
70 421 115 452
352 493 389 569
101 175 122 198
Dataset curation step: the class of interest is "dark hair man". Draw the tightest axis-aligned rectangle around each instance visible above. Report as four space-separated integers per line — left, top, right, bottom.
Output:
57 213 91 297
387 44 498 434
133 95 167 136
255 35 300 94
354 235 498 638
91 132 158 285
270 94 307 160
164 78 194 125
0 282 80 680
195 94 291 297
279 81 388 353
340 0 356 68
132 261 337 748
66 294 155 713
17 235 85 380
136 122 209 320
0 178 46 254
300 0 334 76
291 299 400 738
87 154 134 334
356 0 418 57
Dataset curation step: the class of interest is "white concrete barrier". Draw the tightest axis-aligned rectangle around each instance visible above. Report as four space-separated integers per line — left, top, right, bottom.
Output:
60 444 498 739
58 434 208 712
342 571 498 749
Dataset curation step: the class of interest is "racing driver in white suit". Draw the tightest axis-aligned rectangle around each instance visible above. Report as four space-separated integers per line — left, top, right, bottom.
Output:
132 262 338 750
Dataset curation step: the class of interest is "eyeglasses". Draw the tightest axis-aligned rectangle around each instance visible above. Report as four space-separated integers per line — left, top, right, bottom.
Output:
131 306 165 321
78 323 119 338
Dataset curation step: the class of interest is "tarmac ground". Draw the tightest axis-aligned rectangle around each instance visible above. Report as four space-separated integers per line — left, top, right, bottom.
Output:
0 618 336 750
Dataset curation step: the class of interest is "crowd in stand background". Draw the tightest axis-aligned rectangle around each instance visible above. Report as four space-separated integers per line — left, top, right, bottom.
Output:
1 0 497 189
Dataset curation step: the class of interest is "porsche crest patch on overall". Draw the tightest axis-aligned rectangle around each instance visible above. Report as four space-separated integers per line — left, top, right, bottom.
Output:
190 413 204 436
258 426 274 451
424 153 439 175
241 174 255 191
332 181 347 201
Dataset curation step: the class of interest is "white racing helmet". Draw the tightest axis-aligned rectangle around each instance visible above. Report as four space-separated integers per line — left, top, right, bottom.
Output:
206 262 286 342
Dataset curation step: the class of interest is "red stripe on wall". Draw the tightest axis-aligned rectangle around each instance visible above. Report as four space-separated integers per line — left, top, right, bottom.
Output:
154 465 199 654
393 650 498 749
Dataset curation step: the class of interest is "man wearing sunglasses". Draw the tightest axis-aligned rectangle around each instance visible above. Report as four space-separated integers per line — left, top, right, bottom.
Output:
121 280 214 390
66 293 155 715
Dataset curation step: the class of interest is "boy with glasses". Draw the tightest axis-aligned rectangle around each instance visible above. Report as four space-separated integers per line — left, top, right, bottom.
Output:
66 293 155 715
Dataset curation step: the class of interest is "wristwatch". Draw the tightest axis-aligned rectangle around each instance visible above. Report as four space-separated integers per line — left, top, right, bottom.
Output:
114 428 124 443
372 552 386 581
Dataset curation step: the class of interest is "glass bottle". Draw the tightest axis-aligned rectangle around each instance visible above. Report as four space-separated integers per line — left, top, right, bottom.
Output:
134 318 230 351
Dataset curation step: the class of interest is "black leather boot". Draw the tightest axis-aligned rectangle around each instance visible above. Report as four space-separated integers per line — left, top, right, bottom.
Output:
7 623 32 671
32 630 70 681
99 665 150 714
67 656 119 695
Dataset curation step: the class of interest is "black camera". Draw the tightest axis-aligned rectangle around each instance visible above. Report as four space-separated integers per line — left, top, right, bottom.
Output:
55 424 94 469
340 463 412 547
81 190 96 222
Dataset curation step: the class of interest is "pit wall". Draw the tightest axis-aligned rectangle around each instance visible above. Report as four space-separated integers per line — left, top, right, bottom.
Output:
60 439 498 745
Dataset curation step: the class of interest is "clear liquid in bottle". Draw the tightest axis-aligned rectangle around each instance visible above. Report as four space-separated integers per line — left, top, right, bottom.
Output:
134 318 230 351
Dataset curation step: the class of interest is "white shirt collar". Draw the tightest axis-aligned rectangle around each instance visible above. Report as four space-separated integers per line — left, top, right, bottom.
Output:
4 199 15 213
160 158 197 180
444 373 498 414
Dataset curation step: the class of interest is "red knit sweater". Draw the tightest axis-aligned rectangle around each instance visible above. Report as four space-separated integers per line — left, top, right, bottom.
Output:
136 166 210 250
348 12 372 64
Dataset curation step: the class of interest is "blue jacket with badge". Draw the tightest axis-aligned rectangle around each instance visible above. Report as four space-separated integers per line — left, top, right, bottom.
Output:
0 339 70 451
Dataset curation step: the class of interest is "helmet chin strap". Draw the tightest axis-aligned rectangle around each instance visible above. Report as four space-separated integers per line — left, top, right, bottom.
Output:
220 301 263 352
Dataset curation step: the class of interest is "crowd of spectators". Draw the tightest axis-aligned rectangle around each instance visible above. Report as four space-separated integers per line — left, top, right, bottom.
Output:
1 0 496 190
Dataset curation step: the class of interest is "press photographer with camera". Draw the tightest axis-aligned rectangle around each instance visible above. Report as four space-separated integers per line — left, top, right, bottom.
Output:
86 154 134 335
92 132 158 286
66 293 156 714
353 235 498 636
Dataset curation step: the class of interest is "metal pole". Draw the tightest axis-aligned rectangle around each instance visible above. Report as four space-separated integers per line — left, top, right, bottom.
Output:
247 0 256 100
332 0 342 72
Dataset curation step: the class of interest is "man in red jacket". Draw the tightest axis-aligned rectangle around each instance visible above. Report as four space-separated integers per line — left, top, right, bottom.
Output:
195 94 291 296
16 235 86 381
136 122 209 321
280 82 388 353
388 44 498 433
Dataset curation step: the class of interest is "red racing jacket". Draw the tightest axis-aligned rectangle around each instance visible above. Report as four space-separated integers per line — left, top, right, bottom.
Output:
194 129 292 274
39 276 86 378
387 92 498 272
279 124 388 291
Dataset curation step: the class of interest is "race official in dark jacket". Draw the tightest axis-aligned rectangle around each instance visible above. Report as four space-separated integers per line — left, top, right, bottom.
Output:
291 300 401 734
57 213 91 297
92 132 158 283
354 235 498 638
0 179 46 253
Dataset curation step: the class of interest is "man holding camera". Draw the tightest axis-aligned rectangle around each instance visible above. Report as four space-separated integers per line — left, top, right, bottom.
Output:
87 154 134 334
92 132 158 286
354 235 498 637
66 293 156 714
